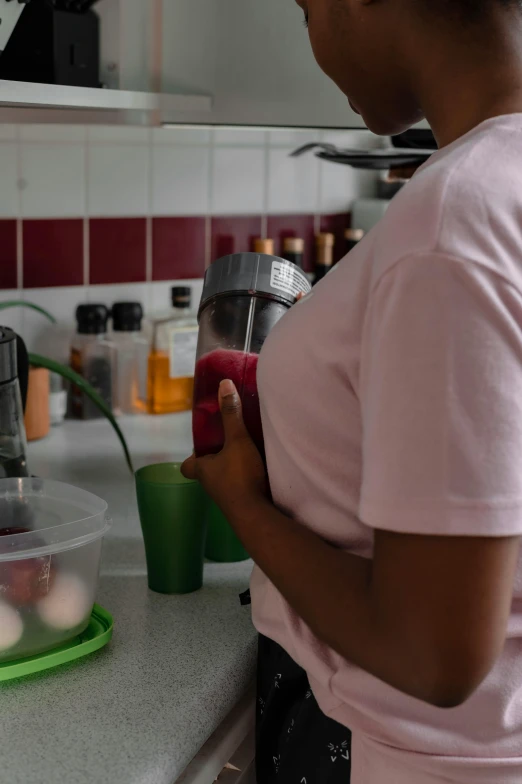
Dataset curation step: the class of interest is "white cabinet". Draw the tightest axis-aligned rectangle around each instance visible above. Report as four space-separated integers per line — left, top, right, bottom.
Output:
0 0 364 129
160 0 364 129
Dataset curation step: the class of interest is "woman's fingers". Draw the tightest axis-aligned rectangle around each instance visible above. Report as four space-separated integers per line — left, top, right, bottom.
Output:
181 453 198 480
219 379 249 443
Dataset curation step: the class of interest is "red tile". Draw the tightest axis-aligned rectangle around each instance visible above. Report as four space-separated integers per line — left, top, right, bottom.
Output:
0 220 17 289
320 212 352 264
23 219 83 288
210 216 262 262
153 217 206 280
90 218 146 285
266 214 316 272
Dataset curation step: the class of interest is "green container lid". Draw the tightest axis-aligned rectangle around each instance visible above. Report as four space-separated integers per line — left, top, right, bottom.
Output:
0 604 113 682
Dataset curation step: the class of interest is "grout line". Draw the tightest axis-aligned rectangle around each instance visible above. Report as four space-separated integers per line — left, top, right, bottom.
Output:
15 126 23 293
145 128 153 283
205 130 215 267
204 214 212 269
83 217 89 290
261 131 270 239
314 129 324 236
83 127 90 290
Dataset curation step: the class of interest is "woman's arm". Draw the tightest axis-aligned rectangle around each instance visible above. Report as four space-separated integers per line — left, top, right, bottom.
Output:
182 381 520 708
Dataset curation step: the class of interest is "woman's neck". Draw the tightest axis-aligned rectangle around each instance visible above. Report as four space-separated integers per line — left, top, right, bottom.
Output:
412 11 522 147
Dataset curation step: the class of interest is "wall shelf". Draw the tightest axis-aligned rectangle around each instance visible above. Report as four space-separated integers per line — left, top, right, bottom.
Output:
0 80 212 125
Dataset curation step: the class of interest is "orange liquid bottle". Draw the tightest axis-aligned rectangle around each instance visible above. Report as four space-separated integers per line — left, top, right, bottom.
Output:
146 287 198 415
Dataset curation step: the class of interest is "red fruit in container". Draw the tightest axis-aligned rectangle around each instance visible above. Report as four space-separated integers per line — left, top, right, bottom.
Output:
0 527 55 606
193 349 263 457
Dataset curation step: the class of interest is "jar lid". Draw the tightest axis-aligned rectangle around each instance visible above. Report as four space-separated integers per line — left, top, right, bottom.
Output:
171 286 192 309
0 327 17 385
199 252 311 315
316 232 335 248
283 237 304 253
253 238 274 255
111 302 143 332
345 228 365 242
76 304 109 335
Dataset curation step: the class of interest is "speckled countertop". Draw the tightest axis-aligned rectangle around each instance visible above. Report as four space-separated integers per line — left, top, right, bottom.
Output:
0 415 256 784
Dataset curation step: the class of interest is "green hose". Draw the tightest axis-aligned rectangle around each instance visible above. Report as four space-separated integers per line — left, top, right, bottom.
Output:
0 301 56 324
29 353 134 475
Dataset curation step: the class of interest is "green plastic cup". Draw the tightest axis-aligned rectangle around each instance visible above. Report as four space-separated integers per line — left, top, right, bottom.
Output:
205 501 249 563
136 463 209 594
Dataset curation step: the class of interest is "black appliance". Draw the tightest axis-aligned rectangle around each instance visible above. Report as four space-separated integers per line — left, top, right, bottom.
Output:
0 0 100 88
0 327 30 479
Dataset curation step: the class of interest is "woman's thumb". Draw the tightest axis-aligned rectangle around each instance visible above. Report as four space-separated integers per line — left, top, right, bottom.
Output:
219 379 247 441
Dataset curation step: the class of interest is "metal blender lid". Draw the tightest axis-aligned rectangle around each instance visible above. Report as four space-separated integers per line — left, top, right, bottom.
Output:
199 252 311 313
0 327 17 384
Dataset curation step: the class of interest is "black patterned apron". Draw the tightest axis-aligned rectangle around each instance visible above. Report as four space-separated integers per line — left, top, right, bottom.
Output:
256 634 352 784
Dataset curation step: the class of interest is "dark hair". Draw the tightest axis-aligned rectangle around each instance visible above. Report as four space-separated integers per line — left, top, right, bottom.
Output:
426 0 522 21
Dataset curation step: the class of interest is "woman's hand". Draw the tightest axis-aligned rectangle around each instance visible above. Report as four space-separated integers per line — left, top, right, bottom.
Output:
181 380 267 523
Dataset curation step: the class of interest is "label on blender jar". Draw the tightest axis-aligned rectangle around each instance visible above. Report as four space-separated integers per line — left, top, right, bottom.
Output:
169 328 198 379
270 261 311 299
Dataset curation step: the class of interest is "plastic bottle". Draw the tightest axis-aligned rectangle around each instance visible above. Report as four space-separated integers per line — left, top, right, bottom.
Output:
147 287 198 415
282 237 304 269
111 302 148 415
345 228 365 253
312 232 335 285
70 304 112 420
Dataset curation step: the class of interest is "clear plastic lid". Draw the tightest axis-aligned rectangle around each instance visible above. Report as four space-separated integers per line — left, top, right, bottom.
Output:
0 478 110 561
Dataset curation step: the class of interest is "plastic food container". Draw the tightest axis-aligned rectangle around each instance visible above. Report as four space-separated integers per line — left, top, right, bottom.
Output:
0 478 110 663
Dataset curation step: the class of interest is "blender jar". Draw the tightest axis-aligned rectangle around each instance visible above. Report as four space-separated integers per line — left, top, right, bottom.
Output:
193 252 311 458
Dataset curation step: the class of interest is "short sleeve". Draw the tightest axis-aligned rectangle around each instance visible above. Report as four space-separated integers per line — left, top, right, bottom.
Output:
359 253 522 536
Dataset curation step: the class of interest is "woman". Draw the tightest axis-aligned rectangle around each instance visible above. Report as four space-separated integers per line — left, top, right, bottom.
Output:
182 0 522 781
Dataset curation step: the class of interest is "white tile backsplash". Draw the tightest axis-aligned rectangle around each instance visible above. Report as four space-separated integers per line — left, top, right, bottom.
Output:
0 290 23 337
211 146 266 215
213 128 266 146
13 281 204 364
322 129 384 149
87 144 149 217
268 129 321 147
152 145 209 216
4 124 379 223
20 286 86 356
20 143 86 218
319 159 358 214
152 127 212 146
87 127 149 144
1 122 380 357
0 125 17 141
148 279 203 315
88 282 150 313
19 125 86 143
0 144 20 218
267 147 320 215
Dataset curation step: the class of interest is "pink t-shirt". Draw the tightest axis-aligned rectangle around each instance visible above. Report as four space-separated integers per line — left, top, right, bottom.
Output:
253 114 522 783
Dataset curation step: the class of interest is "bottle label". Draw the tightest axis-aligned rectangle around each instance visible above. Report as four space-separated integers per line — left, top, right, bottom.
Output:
270 261 311 300
169 328 198 379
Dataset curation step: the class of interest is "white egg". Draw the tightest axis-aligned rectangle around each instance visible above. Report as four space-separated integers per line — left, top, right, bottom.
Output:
37 573 92 631
0 600 23 651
